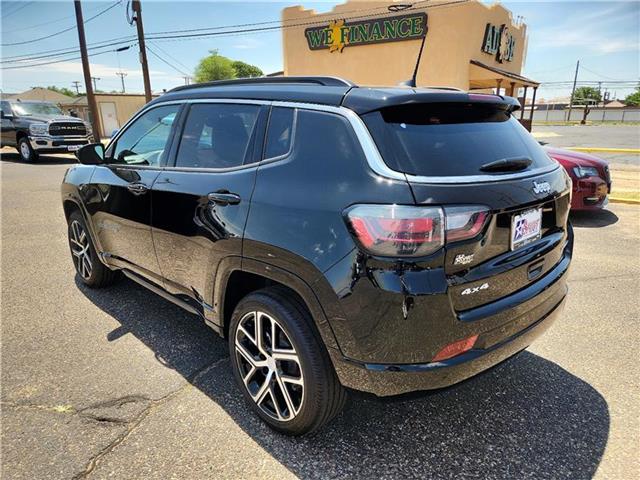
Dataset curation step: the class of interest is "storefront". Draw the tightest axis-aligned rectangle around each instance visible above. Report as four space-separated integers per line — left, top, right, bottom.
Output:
282 0 539 128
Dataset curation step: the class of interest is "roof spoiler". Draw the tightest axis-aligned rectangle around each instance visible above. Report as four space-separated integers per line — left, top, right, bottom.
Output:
343 90 521 114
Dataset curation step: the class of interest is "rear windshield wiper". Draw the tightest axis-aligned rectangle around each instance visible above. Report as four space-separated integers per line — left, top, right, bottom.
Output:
479 157 532 173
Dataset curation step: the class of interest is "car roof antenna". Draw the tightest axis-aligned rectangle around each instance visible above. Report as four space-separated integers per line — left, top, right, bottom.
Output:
399 32 427 88
395 3 426 88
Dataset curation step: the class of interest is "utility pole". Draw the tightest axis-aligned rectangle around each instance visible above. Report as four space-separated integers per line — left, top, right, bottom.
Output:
91 76 101 91
71 81 81 95
182 75 191 85
132 0 152 103
567 60 579 122
116 71 128 93
74 0 101 139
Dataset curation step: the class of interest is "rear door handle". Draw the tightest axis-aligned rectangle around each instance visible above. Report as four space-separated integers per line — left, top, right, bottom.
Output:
208 191 241 206
127 182 149 195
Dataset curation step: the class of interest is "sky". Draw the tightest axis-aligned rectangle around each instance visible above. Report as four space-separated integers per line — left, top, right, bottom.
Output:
1 0 639 101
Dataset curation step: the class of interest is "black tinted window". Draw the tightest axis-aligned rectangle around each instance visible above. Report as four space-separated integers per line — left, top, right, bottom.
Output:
265 107 294 159
176 104 260 169
363 103 555 177
111 105 179 166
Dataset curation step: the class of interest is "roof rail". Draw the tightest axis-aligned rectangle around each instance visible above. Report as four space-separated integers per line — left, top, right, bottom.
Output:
170 76 356 93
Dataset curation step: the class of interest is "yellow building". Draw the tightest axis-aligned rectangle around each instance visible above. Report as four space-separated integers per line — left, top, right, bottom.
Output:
282 0 539 126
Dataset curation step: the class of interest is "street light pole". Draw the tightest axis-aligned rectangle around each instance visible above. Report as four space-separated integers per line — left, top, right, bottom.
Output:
74 0 101 139
132 0 152 103
567 60 580 122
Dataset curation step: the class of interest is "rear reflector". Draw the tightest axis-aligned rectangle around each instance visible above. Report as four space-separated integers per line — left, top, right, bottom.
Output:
432 335 478 362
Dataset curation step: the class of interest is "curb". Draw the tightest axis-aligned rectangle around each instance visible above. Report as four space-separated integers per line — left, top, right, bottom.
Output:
568 147 640 154
609 196 640 205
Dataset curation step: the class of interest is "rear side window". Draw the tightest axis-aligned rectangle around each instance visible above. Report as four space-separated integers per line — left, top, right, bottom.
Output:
176 103 260 169
363 103 555 177
264 107 294 159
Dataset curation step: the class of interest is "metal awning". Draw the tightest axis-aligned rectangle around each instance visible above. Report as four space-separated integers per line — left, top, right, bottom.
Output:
469 59 539 92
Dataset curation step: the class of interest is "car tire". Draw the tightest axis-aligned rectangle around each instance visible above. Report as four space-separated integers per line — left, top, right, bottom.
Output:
229 287 347 435
18 137 38 162
67 210 120 288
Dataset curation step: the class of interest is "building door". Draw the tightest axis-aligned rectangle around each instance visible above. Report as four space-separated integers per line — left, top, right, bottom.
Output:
99 102 119 138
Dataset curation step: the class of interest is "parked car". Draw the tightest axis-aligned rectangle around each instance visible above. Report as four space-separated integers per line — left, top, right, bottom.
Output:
0 100 93 162
61 77 573 435
544 146 611 210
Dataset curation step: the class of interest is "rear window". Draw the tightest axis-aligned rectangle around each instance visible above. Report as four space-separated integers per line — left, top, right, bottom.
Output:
363 103 555 177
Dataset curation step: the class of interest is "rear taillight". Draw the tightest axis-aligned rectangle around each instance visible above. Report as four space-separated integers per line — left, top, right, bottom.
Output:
444 206 489 242
345 204 489 258
346 205 444 257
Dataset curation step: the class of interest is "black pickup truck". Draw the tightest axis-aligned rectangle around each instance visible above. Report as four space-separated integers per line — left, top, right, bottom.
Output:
0 99 94 162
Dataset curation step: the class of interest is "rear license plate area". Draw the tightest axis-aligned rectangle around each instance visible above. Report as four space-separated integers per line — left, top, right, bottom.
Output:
510 208 542 250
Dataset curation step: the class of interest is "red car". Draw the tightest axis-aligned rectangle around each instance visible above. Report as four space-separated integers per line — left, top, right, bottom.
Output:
544 146 611 210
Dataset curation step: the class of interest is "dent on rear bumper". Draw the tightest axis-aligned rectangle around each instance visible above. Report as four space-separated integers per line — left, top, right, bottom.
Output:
330 295 567 396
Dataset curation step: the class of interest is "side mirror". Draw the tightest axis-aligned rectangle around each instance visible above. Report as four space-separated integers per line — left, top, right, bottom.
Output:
77 143 105 165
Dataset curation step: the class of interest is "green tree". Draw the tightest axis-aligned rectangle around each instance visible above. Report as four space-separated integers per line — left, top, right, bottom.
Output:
46 85 79 97
624 87 640 107
232 60 263 78
572 86 602 105
194 50 237 82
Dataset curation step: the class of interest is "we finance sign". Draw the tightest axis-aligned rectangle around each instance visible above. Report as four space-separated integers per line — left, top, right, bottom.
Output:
304 12 427 53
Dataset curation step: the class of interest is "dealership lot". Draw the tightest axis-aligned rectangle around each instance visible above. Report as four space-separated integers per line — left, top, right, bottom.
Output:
1 151 638 479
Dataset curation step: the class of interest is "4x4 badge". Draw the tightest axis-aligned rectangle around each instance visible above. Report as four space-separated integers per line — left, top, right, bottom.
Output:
532 181 551 195
461 283 489 295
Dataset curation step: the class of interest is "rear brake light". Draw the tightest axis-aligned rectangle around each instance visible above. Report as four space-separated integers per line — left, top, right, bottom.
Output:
432 335 478 362
345 204 489 257
445 206 489 242
345 205 444 257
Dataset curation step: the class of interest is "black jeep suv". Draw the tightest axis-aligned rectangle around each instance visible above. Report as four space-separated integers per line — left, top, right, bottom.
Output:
61 77 573 435
1 99 93 162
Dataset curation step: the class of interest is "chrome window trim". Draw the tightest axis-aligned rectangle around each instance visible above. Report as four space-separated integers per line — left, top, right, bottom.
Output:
122 98 561 184
262 106 297 163
169 101 265 172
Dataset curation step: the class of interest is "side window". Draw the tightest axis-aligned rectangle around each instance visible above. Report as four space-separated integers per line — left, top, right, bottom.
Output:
264 107 294 159
0 101 11 116
110 104 179 166
175 103 260 169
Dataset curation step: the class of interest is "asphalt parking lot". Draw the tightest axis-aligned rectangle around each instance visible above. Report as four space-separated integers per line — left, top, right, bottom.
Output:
1 150 639 479
533 124 640 168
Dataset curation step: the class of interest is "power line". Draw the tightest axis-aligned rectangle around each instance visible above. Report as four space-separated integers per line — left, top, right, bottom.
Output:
1 3 106 35
146 44 189 76
1 45 134 70
3 1 34 19
578 65 627 82
1 1 122 47
1 36 137 63
148 41 191 74
2 0 467 72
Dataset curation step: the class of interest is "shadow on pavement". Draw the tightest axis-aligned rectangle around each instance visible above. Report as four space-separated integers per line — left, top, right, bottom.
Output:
79 277 609 479
570 208 619 228
0 151 77 165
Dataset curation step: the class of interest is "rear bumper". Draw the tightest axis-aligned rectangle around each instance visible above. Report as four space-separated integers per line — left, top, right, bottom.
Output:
331 294 566 396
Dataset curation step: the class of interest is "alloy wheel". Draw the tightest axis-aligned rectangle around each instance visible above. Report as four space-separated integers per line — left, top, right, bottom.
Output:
19 141 31 160
69 220 92 280
234 310 304 422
